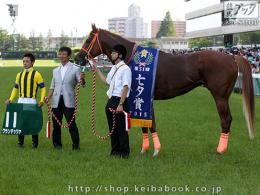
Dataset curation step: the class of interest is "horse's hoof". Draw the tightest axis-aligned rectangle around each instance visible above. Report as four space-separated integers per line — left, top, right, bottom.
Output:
217 147 228 154
152 150 160 157
140 149 148 154
216 133 229 154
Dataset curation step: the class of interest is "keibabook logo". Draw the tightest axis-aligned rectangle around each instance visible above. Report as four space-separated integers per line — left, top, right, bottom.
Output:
223 0 259 25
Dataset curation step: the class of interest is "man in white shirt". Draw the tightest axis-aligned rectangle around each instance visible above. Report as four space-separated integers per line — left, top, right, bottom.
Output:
94 44 131 158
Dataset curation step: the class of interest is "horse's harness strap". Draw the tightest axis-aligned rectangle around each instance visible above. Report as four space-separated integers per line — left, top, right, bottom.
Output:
82 30 103 60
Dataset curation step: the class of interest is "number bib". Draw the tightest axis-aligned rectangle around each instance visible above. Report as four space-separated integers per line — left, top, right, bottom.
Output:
2 103 43 135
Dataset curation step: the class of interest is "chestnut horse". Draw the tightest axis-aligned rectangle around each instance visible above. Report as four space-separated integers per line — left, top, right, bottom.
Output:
75 24 255 155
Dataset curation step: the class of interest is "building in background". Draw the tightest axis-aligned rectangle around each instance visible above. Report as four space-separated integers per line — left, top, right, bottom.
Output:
128 37 188 52
159 37 188 51
28 36 85 51
108 17 127 37
185 0 260 46
128 3 140 18
108 4 148 38
175 20 186 37
151 20 186 38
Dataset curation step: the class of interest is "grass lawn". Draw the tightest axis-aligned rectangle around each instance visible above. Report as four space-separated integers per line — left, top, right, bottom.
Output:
0 65 260 195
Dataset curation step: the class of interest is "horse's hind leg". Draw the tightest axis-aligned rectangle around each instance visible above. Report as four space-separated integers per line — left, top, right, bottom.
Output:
141 109 161 157
214 97 232 154
210 85 234 154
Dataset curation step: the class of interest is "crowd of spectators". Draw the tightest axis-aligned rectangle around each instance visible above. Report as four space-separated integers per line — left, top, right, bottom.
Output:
171 46 260 73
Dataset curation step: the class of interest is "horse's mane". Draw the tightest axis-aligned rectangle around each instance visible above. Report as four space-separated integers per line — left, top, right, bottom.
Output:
100 29 135 45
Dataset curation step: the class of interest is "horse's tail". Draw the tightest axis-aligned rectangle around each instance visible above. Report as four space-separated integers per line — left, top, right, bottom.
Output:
234 55 255 139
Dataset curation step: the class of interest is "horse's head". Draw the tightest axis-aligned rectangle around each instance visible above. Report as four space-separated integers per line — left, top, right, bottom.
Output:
75 24 136 66
75 24 104 66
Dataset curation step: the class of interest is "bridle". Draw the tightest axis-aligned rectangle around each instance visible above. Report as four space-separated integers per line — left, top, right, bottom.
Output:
80 29 137 65
80 30 103 60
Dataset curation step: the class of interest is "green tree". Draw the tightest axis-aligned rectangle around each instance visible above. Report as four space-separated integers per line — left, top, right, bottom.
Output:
238 31 260 45
147 40 159 48
156 11 175 38
233 34 240 45
18 35 30 51
239 32 251 45
71 48 81 60
0 28 12 51
137 39 159 48
146 40 159 48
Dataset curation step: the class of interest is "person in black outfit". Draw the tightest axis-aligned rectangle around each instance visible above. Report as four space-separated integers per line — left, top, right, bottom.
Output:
93 44 132 158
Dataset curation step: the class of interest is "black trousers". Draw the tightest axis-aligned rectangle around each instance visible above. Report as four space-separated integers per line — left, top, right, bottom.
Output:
105 96 130 157
18 134 38 145
52 96 79 148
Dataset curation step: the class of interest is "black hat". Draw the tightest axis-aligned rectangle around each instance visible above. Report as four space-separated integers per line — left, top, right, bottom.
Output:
111 44 127 60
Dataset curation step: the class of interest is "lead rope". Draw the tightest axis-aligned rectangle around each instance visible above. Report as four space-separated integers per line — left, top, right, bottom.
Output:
46 83 80 129
91 69 116 140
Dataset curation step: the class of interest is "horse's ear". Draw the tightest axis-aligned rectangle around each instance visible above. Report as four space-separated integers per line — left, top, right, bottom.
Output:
92 24 97 32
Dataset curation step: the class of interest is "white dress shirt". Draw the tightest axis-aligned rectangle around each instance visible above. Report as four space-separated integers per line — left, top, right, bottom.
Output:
60 62 69 81
60 62 69 95
106 61 132 98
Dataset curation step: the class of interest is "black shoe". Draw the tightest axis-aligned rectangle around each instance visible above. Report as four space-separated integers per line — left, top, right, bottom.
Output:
54 144 62 149
32 143 38 149
18 143 24 147
110 151 120 157
72 145 80 150
120 153 129 159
